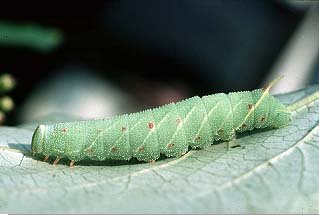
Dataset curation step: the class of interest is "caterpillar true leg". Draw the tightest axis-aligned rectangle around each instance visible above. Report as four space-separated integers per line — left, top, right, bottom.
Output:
53 157 61 165
69 160 75 168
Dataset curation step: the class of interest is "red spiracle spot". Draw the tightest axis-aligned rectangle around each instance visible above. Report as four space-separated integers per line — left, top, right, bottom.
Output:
217 129 224 135
248 104 253 110
138 146 145 152
260 116 266 122
61 128 68 133
148 122 154 129
176 118 182 125
85 147 93 154
194 136 201 141
167 143 175 149
121 127 127 132
111 146 117 152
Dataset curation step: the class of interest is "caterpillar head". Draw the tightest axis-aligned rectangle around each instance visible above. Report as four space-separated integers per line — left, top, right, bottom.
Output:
31 125 46 154
272 100 291 128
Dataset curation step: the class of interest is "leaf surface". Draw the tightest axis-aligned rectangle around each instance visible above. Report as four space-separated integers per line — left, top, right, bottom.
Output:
1 85 319 213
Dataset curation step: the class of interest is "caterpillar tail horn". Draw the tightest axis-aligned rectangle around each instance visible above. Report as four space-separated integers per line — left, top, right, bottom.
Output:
263 75 284 93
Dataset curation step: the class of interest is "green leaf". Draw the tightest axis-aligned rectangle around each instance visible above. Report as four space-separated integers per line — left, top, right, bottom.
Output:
1 85 319 213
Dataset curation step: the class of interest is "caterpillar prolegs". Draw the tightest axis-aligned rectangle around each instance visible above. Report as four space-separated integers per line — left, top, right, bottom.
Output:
31 78 291 166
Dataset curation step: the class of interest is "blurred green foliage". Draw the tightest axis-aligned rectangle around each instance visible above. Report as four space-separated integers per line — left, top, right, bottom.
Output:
0 21 63 53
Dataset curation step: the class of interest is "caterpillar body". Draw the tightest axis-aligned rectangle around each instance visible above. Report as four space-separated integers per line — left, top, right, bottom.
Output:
31 79 291 166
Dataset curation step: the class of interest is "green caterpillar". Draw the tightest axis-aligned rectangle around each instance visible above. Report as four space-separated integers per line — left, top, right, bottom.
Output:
31 77 291 167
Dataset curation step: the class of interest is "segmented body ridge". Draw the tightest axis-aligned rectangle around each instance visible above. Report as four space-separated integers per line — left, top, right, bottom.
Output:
34 88 280 162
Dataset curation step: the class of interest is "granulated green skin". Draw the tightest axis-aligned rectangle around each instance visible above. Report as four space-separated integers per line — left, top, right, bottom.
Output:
31 89 291 162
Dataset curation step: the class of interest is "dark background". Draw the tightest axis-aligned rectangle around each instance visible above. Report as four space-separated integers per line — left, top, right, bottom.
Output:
0 1 305 125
